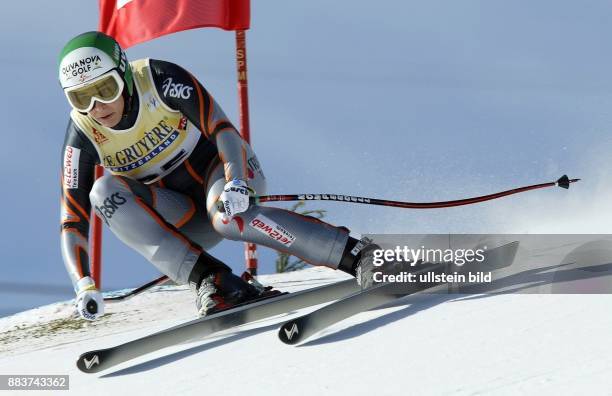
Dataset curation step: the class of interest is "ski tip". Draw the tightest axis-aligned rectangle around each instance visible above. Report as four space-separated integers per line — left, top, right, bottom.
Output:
278 321 303 345
76 349 109 374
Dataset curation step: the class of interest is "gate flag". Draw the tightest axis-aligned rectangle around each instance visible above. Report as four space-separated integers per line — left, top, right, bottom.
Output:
99 0 250 48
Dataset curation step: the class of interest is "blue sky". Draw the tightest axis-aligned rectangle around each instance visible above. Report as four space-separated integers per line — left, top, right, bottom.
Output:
1 1 611 316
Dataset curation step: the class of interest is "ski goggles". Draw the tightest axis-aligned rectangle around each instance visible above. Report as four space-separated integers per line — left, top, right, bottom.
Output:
64 70 124 112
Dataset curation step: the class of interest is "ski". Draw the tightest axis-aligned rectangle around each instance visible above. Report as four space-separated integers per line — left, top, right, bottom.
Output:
278 266 446 345
76 278 359 373
278 241 519 345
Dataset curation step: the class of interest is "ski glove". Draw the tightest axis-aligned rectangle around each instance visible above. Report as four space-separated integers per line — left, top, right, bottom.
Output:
219 179 254 217
75 276 105 321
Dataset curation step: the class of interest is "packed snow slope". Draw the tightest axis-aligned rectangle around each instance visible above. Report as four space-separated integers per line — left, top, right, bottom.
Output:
1 267 611 396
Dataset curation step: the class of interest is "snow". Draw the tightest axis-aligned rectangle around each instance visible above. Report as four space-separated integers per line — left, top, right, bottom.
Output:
1 267 612 395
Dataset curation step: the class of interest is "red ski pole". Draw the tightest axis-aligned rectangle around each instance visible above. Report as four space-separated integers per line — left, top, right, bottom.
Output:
253 175 579 210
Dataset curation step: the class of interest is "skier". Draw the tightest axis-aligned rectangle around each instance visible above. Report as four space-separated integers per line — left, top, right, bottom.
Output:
59 32 379 321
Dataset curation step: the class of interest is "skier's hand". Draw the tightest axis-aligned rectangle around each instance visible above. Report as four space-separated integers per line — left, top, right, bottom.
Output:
219 179 254 217
75 276 105 321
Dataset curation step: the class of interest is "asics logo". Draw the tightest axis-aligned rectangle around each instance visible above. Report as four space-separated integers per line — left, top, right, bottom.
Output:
162 77 194 99
95 192 127 225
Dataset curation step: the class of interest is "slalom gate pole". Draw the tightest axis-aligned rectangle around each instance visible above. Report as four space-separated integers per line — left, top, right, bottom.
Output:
253 175 579 210
91 164 104 288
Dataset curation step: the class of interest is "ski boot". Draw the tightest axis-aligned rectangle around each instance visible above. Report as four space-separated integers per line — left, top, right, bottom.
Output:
195 270 284 316
194 270 262 316
338 237 407 289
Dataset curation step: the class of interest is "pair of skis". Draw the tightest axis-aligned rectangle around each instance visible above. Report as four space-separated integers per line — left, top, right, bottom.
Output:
77 277 410 373
77 241 517 373
77 278 359 373
77 269 440 373
77 279 406 373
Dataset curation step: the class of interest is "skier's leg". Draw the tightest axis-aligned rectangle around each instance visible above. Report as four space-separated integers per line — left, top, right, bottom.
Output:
90 175 274 315
89 175 233 284
206 148 351 270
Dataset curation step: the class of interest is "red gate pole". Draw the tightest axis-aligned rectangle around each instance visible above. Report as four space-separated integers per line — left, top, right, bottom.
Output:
235 30 258 276
91 164 104 287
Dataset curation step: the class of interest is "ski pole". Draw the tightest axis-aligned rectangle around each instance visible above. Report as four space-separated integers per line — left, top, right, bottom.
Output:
129 175 577 302
253 175 579 210
104 275 170 302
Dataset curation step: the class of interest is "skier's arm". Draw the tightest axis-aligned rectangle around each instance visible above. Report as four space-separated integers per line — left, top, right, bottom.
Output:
60 120 99 292
150 59 250 182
